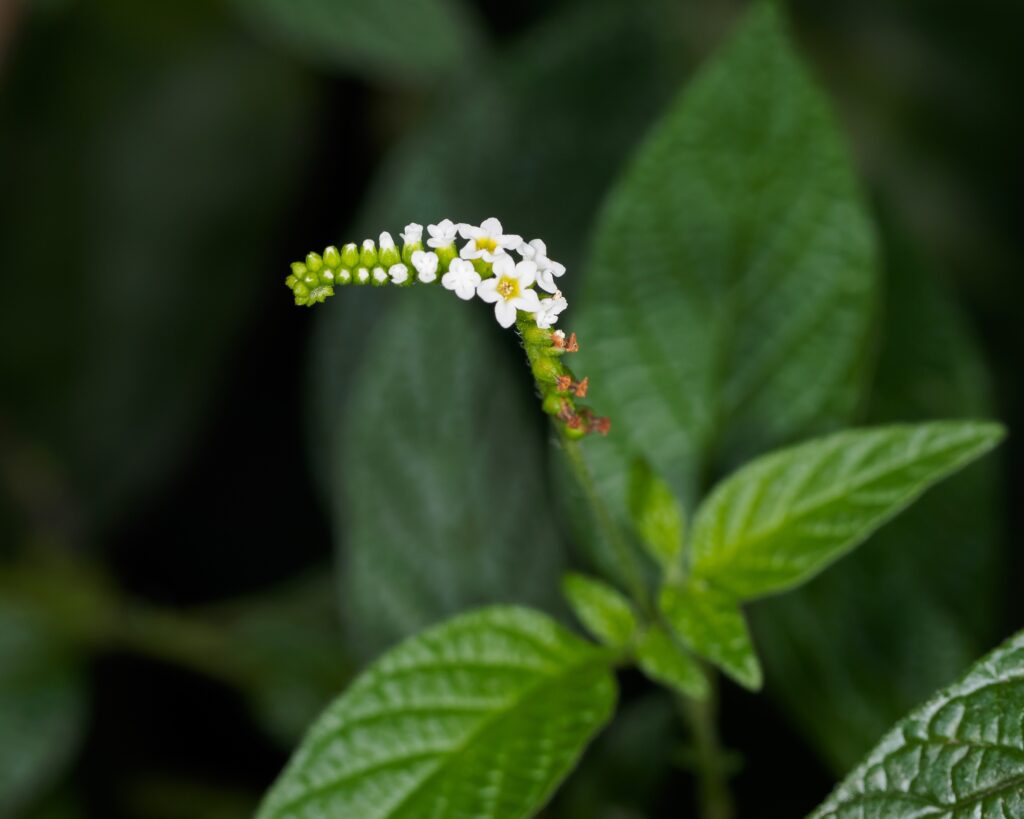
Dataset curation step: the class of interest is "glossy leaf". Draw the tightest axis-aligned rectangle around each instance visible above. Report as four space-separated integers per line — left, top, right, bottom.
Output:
0 602 85 816
235 0 480 83
635 625 709 701
562 573 638 648
811 629 1024 818
756 229 1005 771
658 580 761 690
575 0 879 514
338 290 564 658
689 422 1004 599
256 607 617 819
627 459 685 574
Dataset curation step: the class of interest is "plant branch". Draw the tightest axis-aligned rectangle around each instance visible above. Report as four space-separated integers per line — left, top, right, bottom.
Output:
679 673 734 819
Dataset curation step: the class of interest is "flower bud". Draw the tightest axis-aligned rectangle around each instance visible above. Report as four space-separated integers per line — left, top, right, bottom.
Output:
341 243 359 267
323 245 341 268
531 356 562 384
378 232 401 267
360 240 378 268
305 252 323 273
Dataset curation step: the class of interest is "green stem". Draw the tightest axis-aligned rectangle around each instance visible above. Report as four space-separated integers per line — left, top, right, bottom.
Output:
558 433 650 612
680 673 734 819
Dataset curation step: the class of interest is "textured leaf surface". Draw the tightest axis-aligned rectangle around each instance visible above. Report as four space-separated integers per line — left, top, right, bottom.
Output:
562 573 637 648
236 0 479 82
756 230 1005 771
635 625 708 700
338 290 564 658
575 0 878 514
627 460 685 574
659 581 761 690
689 422 1003 599
257 607 617 819
811 630 1024 818
0 603 85 816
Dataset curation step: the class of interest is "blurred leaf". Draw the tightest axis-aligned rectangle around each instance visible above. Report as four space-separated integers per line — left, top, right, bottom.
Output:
337 290 564 658
562 572 637 648
635 625 709 700
659 580 761 691
686 422 1002 599
215 574 351 746
256 607 617 819
756 227 1006 771
0 601 85 817
627 459 685 575
0 5 314 538
811 629 1024 818
234 0 481 84
574 2 878 522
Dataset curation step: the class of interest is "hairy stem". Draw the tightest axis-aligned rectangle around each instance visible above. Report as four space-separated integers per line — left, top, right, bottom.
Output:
680 673 734 819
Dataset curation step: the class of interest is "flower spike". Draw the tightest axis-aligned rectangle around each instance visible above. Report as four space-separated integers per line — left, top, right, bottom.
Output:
283 218 609 437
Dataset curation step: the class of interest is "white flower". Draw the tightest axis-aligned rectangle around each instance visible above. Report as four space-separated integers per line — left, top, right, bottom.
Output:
535 294 567 329
411 250 439 283
373 266 388 283
389 263 409 285
378 231 396 252
441 258 481 300
519 238 566 293
477 256 541 328
427 219 459 249
458 217 522 263
402 223 423 245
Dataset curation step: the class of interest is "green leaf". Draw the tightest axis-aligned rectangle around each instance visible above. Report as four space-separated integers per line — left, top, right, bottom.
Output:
338 290 565 658
688 421 1004 599
575 0 878 513
811 629 1024 818
659 580 761 691
635 625 708 701
234 0 480 83
627 459 685 575
755 226 1005 771
0 601 85 816
562 573 637 648
256 607 617 819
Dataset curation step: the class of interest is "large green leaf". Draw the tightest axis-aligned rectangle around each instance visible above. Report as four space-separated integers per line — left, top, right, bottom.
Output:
234 0 480 83
0 602 85 817
688 421 1003 599
574 1 878 516
337 290 564 658
756 228 1004 771
256 607 617 819
0 3 313 536
811 629 1024 818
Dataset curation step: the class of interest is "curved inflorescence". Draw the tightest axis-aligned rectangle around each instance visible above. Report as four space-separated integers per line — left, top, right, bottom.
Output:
285 217 609 438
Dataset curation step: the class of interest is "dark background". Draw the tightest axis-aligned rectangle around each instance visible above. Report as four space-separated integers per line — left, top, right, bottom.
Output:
1 1 1021 817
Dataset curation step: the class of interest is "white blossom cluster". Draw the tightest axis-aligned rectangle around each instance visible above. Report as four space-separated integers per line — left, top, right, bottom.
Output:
402 218 568 330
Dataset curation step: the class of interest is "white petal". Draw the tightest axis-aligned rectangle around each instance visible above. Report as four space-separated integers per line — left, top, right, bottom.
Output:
492 255 515 276
455 281 476 300
459 242 480 259
498 233 522 249
402 223 423 244
441 272 459 291
480 217 503 236
547 260 566 277
513 288 542 312
457 222 475 239
411 250 438 278
530 239 547 257
379 231 395 250
495 299 517 328
536 269 557 293
388 263 408 284
476 277 500 303
515 260 537 288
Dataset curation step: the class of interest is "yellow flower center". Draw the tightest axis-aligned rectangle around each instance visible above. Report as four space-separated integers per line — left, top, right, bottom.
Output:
497 276 519 300
476 236 498 253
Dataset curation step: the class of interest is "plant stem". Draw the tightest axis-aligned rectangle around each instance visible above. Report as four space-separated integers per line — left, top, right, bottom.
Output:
680 673 734 819
559 434 650 611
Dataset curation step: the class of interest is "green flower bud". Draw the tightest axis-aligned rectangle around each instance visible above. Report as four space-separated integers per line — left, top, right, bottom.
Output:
531 356 562 384
360 240 378 268
542 393 569 417
379 244 401 267
306 252 323 273
435 244 457 270
290 261 307 277
323 245 341 268
341 243 359 267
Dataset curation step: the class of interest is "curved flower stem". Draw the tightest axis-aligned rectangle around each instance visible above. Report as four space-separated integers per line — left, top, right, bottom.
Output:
558 433 650 613
680 672 734 819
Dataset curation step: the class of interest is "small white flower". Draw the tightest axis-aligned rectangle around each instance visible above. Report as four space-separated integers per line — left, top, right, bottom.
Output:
477 256 541 328
519 238 566 293
402 223 423 245
442 258 481 301
427 219 459 249
378 231 396 252
356 267 370 284
373 266 388 283
458 217 522 263
389 263 409 285
535 295 568 329
411 250 439 283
